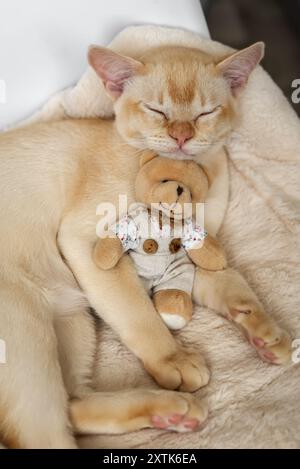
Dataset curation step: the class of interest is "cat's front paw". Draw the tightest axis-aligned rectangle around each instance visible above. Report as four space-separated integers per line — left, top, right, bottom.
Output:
145 348 210 392
229 304 292 364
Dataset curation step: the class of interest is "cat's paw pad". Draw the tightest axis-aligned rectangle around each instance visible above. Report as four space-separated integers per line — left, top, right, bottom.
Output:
229 304 292 365
151 414 200 432
249 330 292 365
150 392 208 433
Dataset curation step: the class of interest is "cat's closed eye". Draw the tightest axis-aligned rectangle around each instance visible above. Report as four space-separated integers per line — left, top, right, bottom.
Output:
142 103 168 120
194 106 221 121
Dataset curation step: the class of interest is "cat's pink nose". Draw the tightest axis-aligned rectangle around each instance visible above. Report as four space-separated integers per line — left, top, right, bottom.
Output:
168 121 194 147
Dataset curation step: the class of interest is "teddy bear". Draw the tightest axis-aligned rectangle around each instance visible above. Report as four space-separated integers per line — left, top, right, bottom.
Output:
93 153 227 330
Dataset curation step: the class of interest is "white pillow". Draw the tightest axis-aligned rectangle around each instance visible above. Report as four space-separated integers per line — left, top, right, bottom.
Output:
0 0 208 129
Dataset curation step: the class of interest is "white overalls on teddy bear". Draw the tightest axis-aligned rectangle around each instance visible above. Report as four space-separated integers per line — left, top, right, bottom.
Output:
111 203 207 329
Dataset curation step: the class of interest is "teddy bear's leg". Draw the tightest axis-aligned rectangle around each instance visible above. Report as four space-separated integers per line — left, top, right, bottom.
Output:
153 289 193 331
192 267 292 365
153 253 195 331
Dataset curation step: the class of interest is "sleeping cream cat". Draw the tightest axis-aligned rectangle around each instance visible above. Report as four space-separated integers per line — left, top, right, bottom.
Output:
0 42 291 448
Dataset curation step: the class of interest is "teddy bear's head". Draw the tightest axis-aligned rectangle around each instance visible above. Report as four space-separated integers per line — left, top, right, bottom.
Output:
135 153 209 219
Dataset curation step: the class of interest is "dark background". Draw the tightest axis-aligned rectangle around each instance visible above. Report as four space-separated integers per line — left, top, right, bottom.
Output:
202 0 300 115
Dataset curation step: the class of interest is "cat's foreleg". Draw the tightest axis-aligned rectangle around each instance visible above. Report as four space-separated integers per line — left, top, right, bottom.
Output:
54 301 208 435
193 267 292 364
58 219 210 392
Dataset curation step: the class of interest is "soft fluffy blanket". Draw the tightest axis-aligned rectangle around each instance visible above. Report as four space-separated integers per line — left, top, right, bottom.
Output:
22 26 300 449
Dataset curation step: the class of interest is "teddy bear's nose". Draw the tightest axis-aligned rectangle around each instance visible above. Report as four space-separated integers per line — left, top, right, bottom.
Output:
177 185 184 196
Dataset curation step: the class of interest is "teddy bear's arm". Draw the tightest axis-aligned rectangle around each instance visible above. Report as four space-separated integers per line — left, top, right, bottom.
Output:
93 215 139 270
186 234 227 271
93 235 124 270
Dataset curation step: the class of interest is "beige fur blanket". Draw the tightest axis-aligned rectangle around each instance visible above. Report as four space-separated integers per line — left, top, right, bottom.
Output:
22 26 300 449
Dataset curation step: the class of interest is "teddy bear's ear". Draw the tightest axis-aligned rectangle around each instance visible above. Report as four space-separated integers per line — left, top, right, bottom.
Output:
139 151 157 167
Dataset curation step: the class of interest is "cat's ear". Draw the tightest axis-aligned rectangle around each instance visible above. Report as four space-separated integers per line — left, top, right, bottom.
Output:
88 46 144 99
217 42 265 96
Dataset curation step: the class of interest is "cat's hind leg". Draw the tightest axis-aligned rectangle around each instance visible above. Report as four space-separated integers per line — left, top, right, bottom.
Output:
193 268 292 364
54 309 97 399
70 390 208 435
0 280 76 448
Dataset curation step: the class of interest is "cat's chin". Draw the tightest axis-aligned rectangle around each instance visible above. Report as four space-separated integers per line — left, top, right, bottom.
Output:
156 150 197 161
